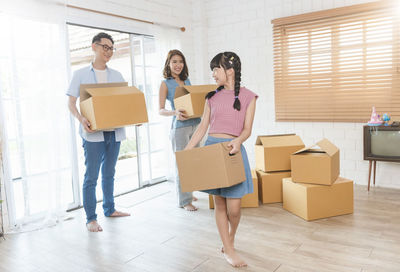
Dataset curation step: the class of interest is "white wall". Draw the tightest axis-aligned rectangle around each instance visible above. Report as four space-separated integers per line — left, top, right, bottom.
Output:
201 0 399 189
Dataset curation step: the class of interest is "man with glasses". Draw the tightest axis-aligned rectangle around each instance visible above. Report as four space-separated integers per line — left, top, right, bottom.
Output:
67 32 130 232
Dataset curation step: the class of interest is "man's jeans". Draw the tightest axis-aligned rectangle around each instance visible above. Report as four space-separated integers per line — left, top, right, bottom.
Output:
82 131 120 223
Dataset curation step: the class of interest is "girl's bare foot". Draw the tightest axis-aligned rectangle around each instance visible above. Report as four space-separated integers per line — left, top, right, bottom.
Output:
109 210 131 217
86 221 103 232
183 203 198 211
223 248 247 267
221 235 235 253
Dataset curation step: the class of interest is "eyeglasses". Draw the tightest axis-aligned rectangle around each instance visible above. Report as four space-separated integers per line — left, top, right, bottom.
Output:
95 43 116 53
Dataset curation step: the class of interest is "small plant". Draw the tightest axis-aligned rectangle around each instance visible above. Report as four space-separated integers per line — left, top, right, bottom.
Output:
118 138 137 160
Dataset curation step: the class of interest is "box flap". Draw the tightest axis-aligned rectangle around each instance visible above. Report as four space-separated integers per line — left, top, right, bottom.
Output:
256 134 303 147
85 86 142 97
293 146 310 155
293 138 338 156
316 138 339 157
80 82 128 101
292 145 323 155
174 86 189 99
256 134 295 145
174 84 217 99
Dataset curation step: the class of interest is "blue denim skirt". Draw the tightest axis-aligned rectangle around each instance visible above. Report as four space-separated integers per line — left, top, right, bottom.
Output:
201 136 253 198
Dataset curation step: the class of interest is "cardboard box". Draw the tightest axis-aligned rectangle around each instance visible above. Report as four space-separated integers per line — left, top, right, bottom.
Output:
255 134 305 172
282 177 353 221
257 170 291 204
291 138 340 185
174 85 217 118
175 142 246 192
80 82 148 130
209 170 259 208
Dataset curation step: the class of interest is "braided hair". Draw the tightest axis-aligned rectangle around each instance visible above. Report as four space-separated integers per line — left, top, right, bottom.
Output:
205 52 242 111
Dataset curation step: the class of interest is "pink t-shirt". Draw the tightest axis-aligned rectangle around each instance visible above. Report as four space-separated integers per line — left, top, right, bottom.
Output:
208 87 258 137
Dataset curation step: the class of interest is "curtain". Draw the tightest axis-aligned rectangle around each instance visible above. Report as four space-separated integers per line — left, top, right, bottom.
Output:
0 0 74 232
0 136 6 234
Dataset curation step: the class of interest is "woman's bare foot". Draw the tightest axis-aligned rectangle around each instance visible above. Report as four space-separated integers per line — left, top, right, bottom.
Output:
86 221 103 232
223 248 247 267
109 210 131 217
192 196 198 201
183 203 198 211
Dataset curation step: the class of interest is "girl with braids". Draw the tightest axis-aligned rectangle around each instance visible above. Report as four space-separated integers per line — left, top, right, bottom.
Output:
184 52 257 267
159 49 199 211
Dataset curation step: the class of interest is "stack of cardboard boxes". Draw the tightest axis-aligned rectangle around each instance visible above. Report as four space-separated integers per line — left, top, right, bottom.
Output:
255 134 304 204
284 139 354 221
210 134 304 209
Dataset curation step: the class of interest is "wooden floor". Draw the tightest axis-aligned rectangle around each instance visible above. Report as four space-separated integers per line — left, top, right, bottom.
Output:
0 182 399 272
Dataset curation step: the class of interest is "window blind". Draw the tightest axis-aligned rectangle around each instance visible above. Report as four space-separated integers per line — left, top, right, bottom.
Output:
272 0 400 122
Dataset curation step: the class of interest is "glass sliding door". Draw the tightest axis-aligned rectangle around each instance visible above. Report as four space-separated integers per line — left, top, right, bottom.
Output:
131 35 170 187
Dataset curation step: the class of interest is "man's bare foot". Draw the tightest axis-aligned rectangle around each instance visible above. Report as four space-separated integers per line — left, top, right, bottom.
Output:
182 203 198 211
86 221 103 232
223 248 247 267
192 196 198 201
109 210 131 217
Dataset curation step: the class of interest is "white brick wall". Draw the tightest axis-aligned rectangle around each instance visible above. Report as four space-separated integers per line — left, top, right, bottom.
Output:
201 0 400 189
